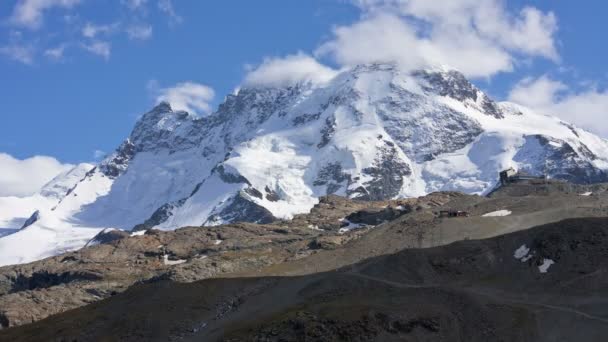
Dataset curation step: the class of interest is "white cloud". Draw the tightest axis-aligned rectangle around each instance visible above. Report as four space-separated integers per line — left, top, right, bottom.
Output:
93 150 105 159
9 0 81 29
508 75 567 109
123 0 148 10
244 53 338 87
43 44 67 60
82 41 111 60
151 81 215 115
316 0 558 78
0 44 35 64
508 75 608 137
126 24 153 40
82 22 119 38
158 0 182 25
0 153 73 197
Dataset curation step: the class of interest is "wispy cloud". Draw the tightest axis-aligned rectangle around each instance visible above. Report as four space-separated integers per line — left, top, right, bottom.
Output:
158 0 182 25
93 150 106 160
509 75 608 137
126 24 153 40
82 41 111 60
82 22 120 38
148 80 215 116
44 44 67 60
9 0 82 30
0 44 35 65
123 0 148 11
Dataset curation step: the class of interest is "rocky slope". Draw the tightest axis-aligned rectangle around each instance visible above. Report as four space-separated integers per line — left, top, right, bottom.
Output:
0 193 456 328
1 180 608 330
2 215 608 341
3 63 608 266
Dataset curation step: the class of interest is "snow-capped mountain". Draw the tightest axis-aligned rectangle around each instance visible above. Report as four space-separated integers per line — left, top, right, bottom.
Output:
2 63 608 266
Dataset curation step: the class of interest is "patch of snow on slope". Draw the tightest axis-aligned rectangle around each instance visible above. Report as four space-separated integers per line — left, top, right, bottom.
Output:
483 210 512 217
75 150 217 229
338 219 369 234
579 192 593 196
163 254 187 265
538 258 555 273
0 163 93 229
0 168 112 266
514 245 530 260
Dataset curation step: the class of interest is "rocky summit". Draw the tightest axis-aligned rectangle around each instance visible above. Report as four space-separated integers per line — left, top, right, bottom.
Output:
2 63 608 267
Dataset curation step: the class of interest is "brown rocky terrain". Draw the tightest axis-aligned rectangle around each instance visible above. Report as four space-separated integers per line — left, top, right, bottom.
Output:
1 180 608 341
0 193 459 328
1 216 607 341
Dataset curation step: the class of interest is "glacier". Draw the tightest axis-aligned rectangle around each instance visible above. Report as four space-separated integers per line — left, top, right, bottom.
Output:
2 62 608 266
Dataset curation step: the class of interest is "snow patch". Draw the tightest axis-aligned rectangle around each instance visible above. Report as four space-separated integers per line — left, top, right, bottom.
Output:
483 209 512 217
338 219 368 234
213 239 223 245
163 254 187 265
579 192 593 196
514 244 530 260
130 230 146 237
307 224 322 231
538 258 555 273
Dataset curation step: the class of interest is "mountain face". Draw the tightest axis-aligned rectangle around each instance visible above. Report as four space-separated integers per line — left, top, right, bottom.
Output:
2 63 608 266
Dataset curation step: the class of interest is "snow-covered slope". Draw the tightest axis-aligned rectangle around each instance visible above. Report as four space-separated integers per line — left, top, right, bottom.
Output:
2 63 608 266
0 163 93 231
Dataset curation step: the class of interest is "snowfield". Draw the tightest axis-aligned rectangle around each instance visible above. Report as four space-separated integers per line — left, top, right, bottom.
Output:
3 63 608 266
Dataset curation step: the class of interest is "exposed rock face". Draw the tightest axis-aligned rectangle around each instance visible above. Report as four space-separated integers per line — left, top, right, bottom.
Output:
206 193 275 225
314 163 351 195
345 205 411 226
356 142 412 200
514 135 608 183
85 228 129 247
99 139 136 178
415 69 504 119
19 211 39 229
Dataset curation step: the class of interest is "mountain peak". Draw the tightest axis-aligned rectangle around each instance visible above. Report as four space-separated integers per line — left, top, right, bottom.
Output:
4 62 608 266
150 101 173 113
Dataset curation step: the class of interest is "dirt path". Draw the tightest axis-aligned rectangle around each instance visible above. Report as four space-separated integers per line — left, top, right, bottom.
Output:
345 270 608 325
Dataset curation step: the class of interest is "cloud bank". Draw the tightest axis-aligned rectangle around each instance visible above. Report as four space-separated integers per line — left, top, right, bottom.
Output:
0 153 74 197
244 0 559 88
508 76 608 137
316 0 558 78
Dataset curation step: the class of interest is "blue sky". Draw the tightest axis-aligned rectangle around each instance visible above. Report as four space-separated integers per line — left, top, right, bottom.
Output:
0 0 607 168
